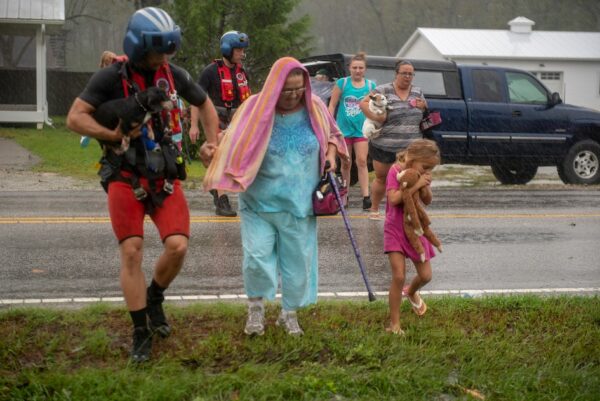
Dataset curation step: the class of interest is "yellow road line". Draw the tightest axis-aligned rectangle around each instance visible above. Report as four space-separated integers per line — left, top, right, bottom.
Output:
422 213 600 219
0 216 241 224
0 212 599 225
319 213 600 219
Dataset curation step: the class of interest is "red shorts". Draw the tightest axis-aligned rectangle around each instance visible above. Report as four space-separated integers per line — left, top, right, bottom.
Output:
108 176 190 243
344 136 368 146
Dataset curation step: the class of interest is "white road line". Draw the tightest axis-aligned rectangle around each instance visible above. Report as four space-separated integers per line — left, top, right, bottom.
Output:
1 288 599 305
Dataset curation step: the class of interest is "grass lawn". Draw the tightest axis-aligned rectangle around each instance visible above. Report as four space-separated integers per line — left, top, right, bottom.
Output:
1 296 599 401
0 118 208 189
1 117 504 188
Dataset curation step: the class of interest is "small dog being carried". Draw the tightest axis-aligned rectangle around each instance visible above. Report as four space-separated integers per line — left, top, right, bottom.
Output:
362 92 388 140
92 86 173 154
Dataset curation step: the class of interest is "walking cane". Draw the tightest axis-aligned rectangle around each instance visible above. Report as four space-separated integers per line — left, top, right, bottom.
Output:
327 169 376 302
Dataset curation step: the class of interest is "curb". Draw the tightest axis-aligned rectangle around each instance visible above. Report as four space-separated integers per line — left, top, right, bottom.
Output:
2 287 599 306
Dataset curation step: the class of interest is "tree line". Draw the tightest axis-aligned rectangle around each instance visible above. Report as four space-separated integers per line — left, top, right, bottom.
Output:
297 0 600 56
165 0 599 88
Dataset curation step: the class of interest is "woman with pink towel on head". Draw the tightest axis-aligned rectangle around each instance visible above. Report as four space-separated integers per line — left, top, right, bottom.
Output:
204 57 348 336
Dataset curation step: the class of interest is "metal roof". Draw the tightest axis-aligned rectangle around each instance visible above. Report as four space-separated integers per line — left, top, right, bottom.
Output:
0 0 65 24
399 27 600 61
300 53 458 71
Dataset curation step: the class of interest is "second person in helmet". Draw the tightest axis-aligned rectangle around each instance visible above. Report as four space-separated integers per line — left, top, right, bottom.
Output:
190 30 251 217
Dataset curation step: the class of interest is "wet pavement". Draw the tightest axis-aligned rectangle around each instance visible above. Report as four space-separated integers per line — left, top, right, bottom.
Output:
1 186 599 303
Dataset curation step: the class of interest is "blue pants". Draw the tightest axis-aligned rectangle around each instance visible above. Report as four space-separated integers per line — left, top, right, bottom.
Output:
240 209 318 311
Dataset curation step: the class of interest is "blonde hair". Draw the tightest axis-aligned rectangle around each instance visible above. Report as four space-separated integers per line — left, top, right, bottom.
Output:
99 51 117 68
396 139 441 167
350 51 367 67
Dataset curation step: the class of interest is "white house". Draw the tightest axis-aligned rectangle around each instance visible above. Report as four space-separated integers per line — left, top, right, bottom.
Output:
0 0 65 128
397 17 600 111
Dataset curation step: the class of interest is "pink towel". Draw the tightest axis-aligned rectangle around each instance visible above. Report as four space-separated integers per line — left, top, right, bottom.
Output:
203 56 348 192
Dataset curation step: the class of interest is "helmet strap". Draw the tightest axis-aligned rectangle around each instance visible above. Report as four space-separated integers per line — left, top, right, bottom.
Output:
222 56 235 67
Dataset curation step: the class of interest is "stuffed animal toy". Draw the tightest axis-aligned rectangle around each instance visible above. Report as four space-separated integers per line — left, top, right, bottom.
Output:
396 168 443 262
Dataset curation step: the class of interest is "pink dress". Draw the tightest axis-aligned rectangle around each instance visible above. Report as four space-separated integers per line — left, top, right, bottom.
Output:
383 164 436 262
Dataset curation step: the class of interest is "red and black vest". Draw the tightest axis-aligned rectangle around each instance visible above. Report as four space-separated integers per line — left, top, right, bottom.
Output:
215 59 250 107
121 62 182 137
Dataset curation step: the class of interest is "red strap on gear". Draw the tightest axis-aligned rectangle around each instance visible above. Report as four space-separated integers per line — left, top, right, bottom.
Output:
216 60 250 106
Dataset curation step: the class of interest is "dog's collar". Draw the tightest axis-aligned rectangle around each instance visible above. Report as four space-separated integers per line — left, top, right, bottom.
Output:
133 92 149 112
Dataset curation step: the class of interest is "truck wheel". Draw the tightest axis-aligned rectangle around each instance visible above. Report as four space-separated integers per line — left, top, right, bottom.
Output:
490 161 538 185
560 140 600 184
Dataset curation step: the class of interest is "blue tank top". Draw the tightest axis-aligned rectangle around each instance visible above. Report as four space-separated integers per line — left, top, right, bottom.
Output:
334 77 376 138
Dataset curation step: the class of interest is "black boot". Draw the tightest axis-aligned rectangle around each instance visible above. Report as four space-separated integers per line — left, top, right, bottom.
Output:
147 285 171 338
209 189 219 206
215 194 237 217
130 326 153 363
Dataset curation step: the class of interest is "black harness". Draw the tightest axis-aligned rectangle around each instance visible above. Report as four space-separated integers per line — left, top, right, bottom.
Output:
97 63 186 214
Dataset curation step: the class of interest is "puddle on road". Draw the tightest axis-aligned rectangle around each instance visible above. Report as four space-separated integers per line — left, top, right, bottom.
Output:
442 230 559 244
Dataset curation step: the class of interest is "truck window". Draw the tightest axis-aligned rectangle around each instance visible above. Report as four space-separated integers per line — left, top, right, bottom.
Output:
472 70 503 102
413 71 446 96
506 72 548 104
365 68 395 87
366 68 447 97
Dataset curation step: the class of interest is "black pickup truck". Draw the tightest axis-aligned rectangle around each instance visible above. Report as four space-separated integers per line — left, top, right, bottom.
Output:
301 54 600 185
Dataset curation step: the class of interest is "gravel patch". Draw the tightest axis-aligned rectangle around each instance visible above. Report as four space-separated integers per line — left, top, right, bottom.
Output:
0 170 100 192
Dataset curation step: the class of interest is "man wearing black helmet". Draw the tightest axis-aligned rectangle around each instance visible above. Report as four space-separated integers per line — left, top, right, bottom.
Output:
190 30 251 217
66 7 219 363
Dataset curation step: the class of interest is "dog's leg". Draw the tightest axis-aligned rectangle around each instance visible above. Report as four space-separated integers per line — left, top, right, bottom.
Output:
120 135 131 153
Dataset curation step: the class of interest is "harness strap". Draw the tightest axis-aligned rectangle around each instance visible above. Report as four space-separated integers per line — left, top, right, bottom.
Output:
112 172 175 214
133 92 149 112
103 61 186 209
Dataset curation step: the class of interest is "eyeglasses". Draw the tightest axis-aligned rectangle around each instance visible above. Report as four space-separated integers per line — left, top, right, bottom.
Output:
397 72 415 77
281 87 306 96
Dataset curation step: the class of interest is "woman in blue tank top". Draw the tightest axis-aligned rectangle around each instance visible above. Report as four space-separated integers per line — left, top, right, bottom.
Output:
328 52 376 211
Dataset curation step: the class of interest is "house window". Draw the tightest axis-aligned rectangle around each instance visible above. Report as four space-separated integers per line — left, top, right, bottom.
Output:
540 72 561 80
532 71 564 98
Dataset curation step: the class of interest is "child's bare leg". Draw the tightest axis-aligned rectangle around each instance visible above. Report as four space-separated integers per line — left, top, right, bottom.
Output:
388 252 406 331
405 260 432 299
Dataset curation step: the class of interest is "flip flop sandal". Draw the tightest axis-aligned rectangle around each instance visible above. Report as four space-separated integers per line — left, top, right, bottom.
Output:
407 292 427 316
368 211 383 221
386 326 405 336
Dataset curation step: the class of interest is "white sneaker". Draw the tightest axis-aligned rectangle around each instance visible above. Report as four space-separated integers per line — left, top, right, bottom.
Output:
276 310 304 336
244 301 265 336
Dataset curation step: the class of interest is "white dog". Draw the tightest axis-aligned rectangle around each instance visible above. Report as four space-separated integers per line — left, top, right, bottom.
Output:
362 93 388 139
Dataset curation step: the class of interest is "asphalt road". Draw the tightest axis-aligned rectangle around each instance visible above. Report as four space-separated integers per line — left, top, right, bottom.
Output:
1 187 599 304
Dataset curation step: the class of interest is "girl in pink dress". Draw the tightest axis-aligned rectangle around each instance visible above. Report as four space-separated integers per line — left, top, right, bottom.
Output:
383 139 441 335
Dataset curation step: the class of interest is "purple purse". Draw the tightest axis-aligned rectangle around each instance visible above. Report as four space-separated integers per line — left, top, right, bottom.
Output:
313 173 347 216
